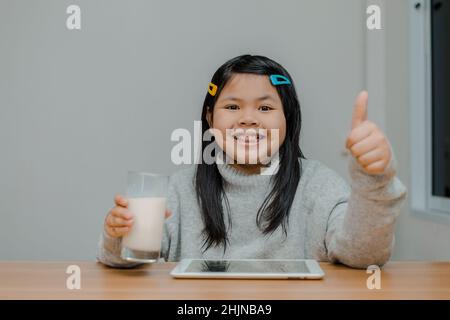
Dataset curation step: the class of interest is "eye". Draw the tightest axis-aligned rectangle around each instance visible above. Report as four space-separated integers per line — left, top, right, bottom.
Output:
225 105 239 111
259 105 272 112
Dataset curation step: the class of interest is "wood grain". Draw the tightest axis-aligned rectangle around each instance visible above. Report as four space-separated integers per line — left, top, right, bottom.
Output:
0 261 449 299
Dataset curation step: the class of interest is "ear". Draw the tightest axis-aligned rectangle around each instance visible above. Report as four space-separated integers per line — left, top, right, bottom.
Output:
206 107 213 128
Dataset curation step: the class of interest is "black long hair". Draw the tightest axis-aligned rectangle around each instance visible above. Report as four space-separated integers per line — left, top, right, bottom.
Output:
195 54 304 252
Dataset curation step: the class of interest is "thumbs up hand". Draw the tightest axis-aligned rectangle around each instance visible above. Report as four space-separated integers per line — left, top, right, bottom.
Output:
345 91 392 175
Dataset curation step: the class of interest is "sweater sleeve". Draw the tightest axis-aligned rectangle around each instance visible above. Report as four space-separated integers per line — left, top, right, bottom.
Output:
325 155 407 269
96 230 142 268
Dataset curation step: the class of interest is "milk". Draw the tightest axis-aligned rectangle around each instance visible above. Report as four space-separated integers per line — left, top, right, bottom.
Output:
122 197 166 252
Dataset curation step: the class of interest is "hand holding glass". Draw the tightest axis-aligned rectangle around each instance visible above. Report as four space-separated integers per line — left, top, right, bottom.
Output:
121 171 168 263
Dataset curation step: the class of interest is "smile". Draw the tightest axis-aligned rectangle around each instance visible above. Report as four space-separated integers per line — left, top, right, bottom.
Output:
230 129 267 145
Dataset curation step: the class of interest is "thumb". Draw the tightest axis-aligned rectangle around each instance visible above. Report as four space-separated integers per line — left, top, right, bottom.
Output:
351 90 368 129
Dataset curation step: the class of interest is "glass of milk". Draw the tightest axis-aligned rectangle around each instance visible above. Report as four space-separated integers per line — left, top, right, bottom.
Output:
121 171 168 263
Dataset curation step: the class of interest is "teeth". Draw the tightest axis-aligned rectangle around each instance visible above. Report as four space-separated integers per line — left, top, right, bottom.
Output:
232 133 265 144
236 136 258 142
231 130 266 143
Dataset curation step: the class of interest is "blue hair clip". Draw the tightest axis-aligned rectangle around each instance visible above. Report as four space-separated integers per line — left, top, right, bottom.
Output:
269 74 291 86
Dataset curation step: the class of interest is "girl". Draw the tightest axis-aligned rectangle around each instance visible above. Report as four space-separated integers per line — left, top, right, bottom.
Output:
98 55 406 269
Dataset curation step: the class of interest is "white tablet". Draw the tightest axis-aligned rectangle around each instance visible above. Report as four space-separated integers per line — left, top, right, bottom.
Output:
170 259 325 279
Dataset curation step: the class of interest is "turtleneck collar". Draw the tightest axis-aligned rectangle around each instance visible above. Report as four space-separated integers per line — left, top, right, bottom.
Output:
215 152 279 189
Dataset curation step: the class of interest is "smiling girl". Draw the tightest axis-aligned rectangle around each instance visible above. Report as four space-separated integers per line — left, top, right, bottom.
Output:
98 55 406 269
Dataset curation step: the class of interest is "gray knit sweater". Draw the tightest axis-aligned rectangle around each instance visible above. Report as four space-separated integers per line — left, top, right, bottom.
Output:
97 158 407 269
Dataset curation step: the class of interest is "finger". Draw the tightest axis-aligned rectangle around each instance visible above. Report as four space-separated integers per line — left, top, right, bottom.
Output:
110 206 133 220
106 213 132 228
351 91 368 129
111 216 134 227
114 194 128 207
105 226 117 238
106 214 129 228
165 209 172 219
110 226 131 237
349 133 382 157
346 121 375 149
364 159 388 174
356 148 384 167
106 214 115 228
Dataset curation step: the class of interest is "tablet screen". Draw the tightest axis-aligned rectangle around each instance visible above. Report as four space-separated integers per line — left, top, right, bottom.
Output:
185 260 310 274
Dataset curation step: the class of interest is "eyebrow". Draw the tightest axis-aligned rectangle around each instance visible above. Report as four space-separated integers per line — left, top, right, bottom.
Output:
219 95 277 102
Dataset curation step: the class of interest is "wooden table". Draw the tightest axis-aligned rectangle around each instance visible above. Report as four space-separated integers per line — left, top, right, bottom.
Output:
0 261 449 299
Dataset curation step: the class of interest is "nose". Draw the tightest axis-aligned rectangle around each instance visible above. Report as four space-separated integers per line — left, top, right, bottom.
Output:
238 111 260 127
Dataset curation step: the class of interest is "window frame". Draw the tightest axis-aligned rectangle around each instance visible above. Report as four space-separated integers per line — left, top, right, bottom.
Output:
409 0 450 223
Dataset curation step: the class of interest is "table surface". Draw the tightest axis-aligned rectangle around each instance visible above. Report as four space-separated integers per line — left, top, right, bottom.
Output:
1 261 449 299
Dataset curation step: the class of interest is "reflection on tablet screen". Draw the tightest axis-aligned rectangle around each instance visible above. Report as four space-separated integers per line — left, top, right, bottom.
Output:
186 260 309 273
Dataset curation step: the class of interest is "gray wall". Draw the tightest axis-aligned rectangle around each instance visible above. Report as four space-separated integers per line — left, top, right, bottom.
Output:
2 0 438 261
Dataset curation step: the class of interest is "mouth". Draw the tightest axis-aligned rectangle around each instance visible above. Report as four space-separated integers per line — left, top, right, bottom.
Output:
230 129 267 145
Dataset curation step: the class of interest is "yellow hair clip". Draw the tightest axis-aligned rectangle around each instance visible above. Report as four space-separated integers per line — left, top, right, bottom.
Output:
208 82 218 96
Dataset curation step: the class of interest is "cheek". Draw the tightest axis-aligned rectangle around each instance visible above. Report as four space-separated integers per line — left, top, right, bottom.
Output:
210 113 229 144
279 127 287 145
268 116 287 146
212 110 235 126
279 116 287 143
211 128 227 150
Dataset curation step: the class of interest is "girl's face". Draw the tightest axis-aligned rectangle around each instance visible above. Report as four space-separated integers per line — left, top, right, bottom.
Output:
207 73 286 174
